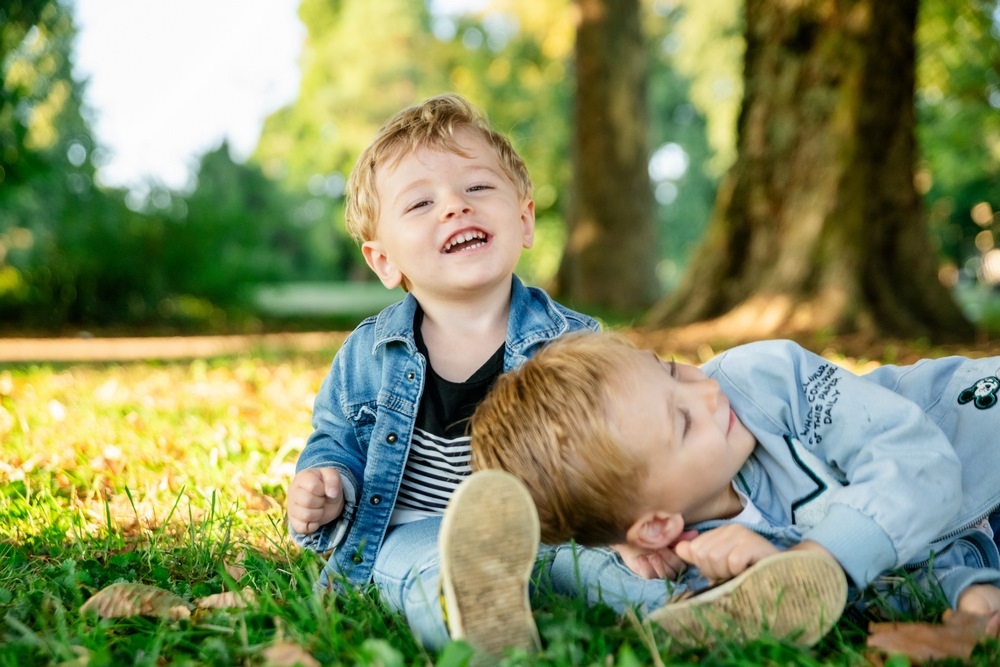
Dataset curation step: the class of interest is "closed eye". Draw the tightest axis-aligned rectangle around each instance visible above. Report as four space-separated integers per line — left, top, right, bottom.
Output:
668 360 691 438
468 184 493 192
406 199 432 212
679 407 692 438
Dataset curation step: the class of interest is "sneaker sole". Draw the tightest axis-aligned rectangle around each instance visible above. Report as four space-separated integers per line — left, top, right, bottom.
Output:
439 470 541 657
647 550 847 647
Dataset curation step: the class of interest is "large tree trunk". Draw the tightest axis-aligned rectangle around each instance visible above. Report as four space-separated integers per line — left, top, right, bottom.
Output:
647 0 974 343
554 0 659 313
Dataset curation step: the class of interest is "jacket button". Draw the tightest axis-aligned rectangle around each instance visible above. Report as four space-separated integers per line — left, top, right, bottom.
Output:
370 494 382 505
407 371 415 381
386 433 398 444
352 554 363 564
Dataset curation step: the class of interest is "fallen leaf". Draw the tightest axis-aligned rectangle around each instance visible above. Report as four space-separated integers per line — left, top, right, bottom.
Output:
224 550 247 581
196 588 256 609
260 642 321 667
80 582 192 620
866 610 1000 663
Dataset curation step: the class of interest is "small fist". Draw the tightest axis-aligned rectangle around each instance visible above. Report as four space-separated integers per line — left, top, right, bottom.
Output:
287 467 345 534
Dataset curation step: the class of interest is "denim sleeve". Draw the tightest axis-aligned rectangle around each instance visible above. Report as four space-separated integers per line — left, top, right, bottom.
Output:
884 533 1000 611
707 340 963 588
290 340 370 553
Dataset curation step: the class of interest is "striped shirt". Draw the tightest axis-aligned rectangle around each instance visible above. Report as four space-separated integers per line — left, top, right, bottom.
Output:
390 315 504 525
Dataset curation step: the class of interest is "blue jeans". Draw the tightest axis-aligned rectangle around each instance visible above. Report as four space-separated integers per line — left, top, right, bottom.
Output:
369 517 672 650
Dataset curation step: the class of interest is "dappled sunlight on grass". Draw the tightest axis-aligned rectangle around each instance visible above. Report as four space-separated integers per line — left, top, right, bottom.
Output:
0 355 328 551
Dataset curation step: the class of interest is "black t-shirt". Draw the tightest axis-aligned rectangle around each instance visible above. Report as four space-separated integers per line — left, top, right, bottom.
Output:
390 309 504 522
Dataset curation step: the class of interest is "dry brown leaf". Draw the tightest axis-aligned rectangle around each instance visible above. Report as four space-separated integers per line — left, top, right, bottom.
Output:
196 588 256 609
866 610 1000 664
80 582 192 620
261 642 321 667
224 550 247 581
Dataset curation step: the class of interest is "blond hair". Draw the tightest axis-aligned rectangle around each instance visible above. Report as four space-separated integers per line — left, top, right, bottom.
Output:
344 93 533 243
471 331 646 546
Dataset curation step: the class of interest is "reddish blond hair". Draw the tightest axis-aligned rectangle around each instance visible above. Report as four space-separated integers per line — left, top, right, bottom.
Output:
471 331 647 546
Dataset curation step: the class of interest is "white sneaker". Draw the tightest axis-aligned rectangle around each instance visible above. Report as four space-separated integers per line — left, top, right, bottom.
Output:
648 551 848 647
439 470 541 659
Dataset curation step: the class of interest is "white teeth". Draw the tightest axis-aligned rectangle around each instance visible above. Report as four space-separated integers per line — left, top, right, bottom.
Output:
444 231 487 252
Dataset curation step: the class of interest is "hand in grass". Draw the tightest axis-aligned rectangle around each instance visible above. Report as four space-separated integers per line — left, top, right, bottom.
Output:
288 467 345 534
673 523 779 582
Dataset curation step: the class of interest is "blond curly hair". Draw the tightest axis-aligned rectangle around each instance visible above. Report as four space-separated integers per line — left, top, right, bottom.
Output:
344 93 533 243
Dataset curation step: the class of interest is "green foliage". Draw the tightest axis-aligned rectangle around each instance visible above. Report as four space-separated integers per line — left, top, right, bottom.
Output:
917 0 1000 267
0 0 57 189
155 143 353 311
644 2 721 284
663 0 745 178
254 0 450 190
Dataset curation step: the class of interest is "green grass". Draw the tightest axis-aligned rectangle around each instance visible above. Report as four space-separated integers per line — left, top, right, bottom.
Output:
1 348 997 665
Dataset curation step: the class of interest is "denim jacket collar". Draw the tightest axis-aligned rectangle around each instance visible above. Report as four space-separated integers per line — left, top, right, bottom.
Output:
369 275 572 363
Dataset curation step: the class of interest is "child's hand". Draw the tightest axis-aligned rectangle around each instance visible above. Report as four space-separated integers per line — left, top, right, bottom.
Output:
674 524 779 582
287 467 345 534
614 542 687 580
958 584 1000 617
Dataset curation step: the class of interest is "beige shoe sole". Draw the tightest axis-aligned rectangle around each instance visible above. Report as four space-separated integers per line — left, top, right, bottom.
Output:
648 551 847 647
439 470 541 658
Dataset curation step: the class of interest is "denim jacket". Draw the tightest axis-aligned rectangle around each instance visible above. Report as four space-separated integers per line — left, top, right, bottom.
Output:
290 275 599 586
691 340 1000 606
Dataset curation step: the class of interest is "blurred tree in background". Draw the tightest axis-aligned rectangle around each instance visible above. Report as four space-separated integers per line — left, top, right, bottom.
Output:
649 0 977 342
0 0 997 335
554 0 659 313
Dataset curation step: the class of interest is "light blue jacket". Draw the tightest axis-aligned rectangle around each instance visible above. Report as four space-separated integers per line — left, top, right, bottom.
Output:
695 340 1000 607
291 276 599 586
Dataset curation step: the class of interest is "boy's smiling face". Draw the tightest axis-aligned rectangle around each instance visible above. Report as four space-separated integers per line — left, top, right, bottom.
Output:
361 127 535 300
611 349 757 527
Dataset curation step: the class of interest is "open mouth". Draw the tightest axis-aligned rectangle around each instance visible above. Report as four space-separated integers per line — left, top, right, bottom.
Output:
443 230 489 254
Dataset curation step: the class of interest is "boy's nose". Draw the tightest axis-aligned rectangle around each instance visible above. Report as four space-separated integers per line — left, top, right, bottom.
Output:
442 195 473 220
695 377 720 412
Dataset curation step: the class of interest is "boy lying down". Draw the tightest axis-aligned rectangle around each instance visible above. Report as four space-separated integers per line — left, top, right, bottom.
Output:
469 332 1000 642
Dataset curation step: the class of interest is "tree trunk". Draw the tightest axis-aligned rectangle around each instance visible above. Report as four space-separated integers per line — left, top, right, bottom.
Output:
554 0 659 313
647 0 974 343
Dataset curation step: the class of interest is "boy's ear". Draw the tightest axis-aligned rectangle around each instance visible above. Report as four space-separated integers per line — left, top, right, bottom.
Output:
520 199 536 249
362 241 404 290
626 511 686 551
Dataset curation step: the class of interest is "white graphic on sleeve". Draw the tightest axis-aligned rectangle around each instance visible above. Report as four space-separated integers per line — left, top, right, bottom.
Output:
784 435 842 529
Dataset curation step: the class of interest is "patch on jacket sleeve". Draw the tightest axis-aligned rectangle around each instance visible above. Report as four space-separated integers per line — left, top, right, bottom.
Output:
957 376 1000 410
784 435 843 529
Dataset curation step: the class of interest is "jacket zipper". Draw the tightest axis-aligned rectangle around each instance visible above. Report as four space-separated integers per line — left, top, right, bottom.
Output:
902 502 1000 572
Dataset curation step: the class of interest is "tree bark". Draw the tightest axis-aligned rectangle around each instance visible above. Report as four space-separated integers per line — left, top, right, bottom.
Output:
554 0 659 313
647 0 974 343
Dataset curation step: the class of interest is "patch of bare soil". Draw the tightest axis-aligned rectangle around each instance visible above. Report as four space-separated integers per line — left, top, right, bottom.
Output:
626 323 1000 365
2 323 998 365
0 331 348 363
